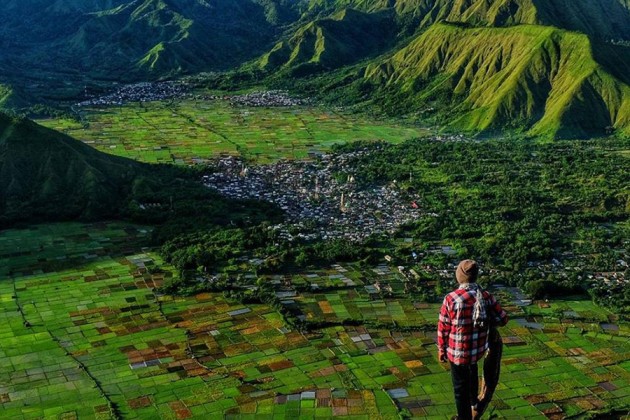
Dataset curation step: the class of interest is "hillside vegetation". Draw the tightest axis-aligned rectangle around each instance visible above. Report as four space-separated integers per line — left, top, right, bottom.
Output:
69 0 289 76
0 85 14 109
259 8 397 74
0 0 296 81
362 24 630 138
260 0 630 138
0 113 145 223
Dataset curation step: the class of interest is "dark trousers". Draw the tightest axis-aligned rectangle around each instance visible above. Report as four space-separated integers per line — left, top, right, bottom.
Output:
450 362 479 420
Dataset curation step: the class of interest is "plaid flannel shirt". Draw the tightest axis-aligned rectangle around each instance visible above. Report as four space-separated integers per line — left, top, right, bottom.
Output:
438 288 508 365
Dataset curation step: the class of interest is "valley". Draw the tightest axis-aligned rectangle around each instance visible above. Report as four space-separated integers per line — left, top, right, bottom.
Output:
1 0 629 419
38 92 428 164
3 83 628 418
2 0 630 139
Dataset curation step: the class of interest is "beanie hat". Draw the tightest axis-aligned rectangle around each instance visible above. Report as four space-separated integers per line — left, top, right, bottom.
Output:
456 259 479 284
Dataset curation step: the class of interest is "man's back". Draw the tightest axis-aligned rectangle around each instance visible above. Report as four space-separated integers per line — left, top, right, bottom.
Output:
438 287 508 365
438 260 509 420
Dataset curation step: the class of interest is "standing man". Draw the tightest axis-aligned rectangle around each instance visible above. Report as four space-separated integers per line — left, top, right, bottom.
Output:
437 260 508 420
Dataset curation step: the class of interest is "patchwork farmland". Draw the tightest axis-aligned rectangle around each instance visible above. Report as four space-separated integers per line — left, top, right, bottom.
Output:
37 99 428 164
1 223 628 419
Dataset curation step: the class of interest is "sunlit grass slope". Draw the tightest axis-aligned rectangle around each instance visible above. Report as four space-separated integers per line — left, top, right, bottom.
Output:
364 23 630 138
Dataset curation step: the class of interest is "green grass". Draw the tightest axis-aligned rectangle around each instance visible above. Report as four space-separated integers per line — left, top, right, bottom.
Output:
37 98 429 164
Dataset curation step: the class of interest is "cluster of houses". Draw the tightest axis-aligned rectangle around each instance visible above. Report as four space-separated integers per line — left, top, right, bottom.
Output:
203 152 423 241
75 83 307 108
525 252 629 286
227 90 307 107
76 81 188 106
433 134 469 142
590 269 628 286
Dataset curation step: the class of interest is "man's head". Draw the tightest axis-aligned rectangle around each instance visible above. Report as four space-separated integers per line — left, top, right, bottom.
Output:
456 259 479 284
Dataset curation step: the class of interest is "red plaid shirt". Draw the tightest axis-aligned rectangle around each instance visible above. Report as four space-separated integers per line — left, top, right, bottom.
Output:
438 288 508 365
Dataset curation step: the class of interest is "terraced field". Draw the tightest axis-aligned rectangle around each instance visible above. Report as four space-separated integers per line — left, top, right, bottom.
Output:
1 223 629 419
37 99 428 164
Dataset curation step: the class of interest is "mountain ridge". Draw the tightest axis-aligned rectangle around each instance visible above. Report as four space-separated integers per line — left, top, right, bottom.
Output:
255 0 630 138
1 0 295 80
303 0 630 40
2 0 630 138
359 23 630 138
259 8 397 75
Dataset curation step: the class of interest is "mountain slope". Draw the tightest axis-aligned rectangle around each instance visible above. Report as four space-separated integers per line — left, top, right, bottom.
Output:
259 8 396 75
71 0 296 77
0 0 299 81
0 113 147 223
0 84 28 110
303 0 630 40
259 0 630 75
0 0 128 46
0 85 15 108
362 23 630 138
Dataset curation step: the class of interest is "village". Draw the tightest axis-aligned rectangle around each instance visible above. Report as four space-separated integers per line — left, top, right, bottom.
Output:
227 90 307 107
76 81 190 106
76 82 308 108
202 148 629 293
203 151 424 241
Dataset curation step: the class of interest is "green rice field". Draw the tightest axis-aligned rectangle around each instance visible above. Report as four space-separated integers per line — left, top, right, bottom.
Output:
36 99 429 164
1 223 629 419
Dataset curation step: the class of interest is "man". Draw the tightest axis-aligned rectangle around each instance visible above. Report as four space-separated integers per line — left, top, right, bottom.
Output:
437 260 508 420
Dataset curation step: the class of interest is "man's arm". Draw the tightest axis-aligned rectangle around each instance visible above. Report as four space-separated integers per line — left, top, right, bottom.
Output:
437 296 451 361
488 293 508 326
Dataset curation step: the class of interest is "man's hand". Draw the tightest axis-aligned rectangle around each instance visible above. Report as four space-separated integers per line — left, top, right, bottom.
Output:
438 349 448 363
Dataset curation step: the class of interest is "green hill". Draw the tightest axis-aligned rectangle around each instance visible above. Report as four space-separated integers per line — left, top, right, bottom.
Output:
0 113 147 224
262 2 630 77
0 111 282 230
0 0 298 81
258 0 630 138
361 23 630 138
